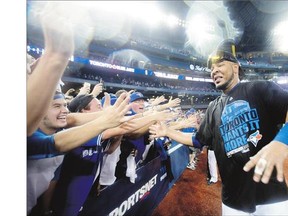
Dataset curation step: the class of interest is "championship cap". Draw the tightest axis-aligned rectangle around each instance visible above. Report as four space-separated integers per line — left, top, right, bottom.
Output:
207 39 244 79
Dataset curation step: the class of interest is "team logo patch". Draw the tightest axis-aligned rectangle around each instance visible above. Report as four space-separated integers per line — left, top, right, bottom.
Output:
247 130 262 147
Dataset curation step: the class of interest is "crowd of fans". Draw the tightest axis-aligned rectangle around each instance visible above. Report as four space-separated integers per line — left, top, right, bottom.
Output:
27 4 288 216
28 74 201 216
64 61 220 93
88 33 288 73
130 37 195 58
26 12 205 215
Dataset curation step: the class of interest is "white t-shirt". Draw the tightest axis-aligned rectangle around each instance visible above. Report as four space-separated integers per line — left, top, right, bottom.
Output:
99 146 121 186
27 155 64 214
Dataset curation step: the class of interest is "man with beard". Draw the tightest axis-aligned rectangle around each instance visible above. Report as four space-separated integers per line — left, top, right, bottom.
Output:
149 39 288 215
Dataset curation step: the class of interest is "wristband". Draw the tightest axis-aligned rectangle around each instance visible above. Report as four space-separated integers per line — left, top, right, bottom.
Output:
192 135 202 148
273 123 288 145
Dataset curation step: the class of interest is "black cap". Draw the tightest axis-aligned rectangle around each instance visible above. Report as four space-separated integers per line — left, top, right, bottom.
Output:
68 94 94 113
207 39 244 79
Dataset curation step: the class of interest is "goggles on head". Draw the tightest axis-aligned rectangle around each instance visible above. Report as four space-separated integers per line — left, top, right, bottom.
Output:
207 50 238 69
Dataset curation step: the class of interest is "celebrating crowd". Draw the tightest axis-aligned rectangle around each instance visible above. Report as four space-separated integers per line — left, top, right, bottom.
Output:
27 3 288 216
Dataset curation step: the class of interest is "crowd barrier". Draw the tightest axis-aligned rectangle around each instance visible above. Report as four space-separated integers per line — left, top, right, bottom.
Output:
79 141 190 216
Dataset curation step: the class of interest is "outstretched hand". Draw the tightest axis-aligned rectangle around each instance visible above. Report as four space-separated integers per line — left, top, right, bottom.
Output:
91 83 103 98
101 92 132 128
149 122 168 139
40 3 75 57
150 95 167 106
167 96 181 108
243 141 288 184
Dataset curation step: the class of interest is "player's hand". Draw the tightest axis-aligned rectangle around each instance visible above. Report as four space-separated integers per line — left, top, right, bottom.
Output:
243 141 288 184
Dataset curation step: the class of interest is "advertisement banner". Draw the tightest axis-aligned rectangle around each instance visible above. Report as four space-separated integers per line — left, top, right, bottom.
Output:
79 141 189 216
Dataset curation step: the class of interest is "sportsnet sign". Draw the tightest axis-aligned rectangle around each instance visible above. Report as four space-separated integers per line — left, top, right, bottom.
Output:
79 156 170 216
79 142 188 216
109 174 157 216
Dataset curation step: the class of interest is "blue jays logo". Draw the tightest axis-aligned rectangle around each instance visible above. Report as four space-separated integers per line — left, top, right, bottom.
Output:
247 130 262 147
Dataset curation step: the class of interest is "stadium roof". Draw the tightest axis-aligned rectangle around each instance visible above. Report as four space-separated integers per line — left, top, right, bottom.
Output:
27 1 288 79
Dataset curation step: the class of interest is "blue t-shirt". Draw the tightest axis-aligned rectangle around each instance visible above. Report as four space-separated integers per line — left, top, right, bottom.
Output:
52 134 106 216
27 129 62 159
124 110 147 163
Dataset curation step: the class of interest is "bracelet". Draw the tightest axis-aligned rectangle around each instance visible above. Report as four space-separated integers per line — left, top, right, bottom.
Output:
273 123 288 145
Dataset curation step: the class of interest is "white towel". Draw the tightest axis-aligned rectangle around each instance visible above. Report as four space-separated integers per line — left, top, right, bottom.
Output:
126 154 137 183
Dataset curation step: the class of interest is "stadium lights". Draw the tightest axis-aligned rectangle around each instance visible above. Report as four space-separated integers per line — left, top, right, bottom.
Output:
185 13 217 56
66 1 167 27
29 1 186 32
166 15 179 28
73 1 156 16
183 1 241 57
272 20 288 52
276 77 288 84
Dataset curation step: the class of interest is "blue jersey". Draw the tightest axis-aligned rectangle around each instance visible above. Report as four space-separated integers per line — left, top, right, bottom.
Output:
125 111 148 163
52 134 106 216
27 128 64 213
27 129 63 159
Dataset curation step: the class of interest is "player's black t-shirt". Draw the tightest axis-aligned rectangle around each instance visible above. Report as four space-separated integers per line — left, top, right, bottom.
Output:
197 81 288 212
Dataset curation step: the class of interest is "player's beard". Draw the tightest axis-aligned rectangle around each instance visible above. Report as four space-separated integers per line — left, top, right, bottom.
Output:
216 71 235 92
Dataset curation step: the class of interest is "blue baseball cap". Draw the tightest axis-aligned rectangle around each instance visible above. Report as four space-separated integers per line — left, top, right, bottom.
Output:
53 91 65 100
185 108 196 117
130 92 147 103
101 94 117 106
